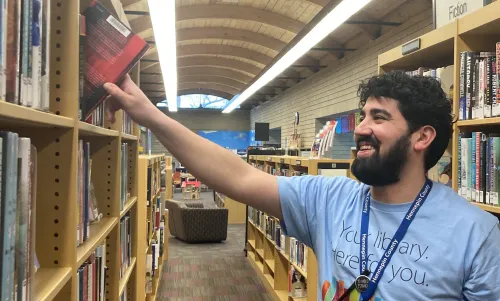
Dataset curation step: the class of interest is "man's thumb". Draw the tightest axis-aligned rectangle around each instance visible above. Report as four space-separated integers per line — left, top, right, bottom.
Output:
104 83 128 100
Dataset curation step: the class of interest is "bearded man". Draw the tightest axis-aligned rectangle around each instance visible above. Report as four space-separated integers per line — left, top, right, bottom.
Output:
103 70 500 301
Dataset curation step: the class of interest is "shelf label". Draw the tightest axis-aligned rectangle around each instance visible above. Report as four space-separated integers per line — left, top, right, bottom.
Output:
402 38 420 55
296 160 301 166
434 0 492 29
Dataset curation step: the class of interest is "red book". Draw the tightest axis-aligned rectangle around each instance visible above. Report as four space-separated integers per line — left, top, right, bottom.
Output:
82 0 150 120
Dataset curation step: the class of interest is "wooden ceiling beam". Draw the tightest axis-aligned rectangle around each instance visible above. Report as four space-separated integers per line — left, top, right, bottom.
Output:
143 56 262 77
142 67 252 84
175 27 286 52
176 5 304 33
177 75 246 91
178 82 239 96
178 89 233 100
129 4 306 36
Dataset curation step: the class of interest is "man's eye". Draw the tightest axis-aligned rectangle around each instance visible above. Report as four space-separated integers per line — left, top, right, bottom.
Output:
374 115 386 120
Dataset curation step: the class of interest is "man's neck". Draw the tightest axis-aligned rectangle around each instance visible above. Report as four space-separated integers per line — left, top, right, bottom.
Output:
370 168 427 205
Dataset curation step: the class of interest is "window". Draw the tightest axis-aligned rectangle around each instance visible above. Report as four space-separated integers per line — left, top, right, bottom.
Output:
155 94 239 110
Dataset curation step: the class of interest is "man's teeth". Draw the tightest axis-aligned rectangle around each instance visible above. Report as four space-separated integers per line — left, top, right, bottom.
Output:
360 145 373 151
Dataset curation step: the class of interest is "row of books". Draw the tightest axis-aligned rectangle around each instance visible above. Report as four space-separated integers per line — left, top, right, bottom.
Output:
405 65 454 102
77 140 102 246
147 195 164 248
146 164 160 204
119 214 132 278
122 111 134 135
121 143 131 211
0 131 38 301
458 131 500 207
0 0 51 111
145 197 165 295
458 45 500 120
77 243 106 301
247 207 309 272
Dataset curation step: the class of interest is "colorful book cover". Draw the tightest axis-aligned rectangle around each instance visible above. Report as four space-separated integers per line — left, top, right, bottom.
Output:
82 0 150 120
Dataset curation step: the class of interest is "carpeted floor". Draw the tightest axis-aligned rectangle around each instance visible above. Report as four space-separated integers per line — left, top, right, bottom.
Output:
156 191 273 301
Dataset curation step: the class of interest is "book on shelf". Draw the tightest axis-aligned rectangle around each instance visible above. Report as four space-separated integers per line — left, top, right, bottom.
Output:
119 213 131 278
458 131 500 207
77 140 102 247
77 242 106 301
80 0 150 122
120 143 130 210
2 0 50 111
0 132 38 301
458 45 499 120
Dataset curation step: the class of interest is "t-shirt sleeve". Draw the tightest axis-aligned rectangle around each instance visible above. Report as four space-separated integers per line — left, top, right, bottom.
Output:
463 222 500 300
277 175 358 248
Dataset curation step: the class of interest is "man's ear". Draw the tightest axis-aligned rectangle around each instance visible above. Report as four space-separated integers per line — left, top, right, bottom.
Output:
413 125 436 152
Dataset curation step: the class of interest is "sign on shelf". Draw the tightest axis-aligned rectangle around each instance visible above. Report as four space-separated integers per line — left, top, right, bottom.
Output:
434 0 492 29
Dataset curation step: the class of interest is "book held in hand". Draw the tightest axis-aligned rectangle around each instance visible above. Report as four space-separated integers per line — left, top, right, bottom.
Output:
81 0 150 121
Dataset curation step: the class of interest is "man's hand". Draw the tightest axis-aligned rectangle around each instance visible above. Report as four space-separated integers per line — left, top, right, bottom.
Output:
103 74 158 127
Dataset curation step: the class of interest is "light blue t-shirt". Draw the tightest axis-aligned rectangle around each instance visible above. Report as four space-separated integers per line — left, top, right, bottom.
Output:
278 175 500 301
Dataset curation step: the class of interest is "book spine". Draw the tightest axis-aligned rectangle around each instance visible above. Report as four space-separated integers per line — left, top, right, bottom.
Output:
460 52 466 120
485 55 492 118
466 52 473 120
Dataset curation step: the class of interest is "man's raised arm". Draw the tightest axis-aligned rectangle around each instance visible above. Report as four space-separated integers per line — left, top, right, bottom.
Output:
103 75 283 219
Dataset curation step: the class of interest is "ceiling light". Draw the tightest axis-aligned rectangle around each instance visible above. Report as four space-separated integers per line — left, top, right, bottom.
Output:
148 0 177 112
222 0 371 113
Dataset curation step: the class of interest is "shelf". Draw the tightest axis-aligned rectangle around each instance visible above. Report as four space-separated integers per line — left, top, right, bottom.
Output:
247 255 287 301
457 118 500 128
458 0 500 35
291 260 307 279
473 202 500 214
265 259 275 273
121 132 138 141
78 121 119 137
121 196 138 218
77 217 118 266
119 257 137 296
0 101 74 128
34 267 72 301
378 20 455 71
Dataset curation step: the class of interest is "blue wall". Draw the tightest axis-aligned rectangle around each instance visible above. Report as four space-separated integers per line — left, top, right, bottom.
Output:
198 130 251 149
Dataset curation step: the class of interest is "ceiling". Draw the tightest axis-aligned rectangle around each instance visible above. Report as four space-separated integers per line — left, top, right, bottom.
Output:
121 0 432 110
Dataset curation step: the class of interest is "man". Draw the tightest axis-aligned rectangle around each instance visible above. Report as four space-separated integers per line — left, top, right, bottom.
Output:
104 71 500 300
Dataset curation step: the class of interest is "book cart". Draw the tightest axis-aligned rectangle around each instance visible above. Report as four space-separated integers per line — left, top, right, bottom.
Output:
378 0 500 218
246 155 354 301
0 0 154 300
137 154 171 301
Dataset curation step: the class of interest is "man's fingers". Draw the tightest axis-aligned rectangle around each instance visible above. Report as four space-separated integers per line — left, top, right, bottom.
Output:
104 82 130 103
104 96 118 124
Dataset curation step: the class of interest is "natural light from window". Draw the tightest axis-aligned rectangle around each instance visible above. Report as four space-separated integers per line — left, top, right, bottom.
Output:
156 94 240 110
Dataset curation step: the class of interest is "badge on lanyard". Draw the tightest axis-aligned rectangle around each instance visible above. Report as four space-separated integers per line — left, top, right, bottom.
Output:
355 274 370 292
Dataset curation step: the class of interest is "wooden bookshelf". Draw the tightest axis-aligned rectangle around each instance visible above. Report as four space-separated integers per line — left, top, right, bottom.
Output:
378 0 500 215
137 154 171 301
245 155 353 301
0 0 149 300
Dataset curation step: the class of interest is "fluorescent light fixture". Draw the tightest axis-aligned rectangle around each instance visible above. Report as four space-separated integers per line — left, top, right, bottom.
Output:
222 0 371 113
148 0 177 112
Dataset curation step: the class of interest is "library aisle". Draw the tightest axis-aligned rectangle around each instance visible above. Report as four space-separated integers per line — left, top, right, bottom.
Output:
157 191 273 301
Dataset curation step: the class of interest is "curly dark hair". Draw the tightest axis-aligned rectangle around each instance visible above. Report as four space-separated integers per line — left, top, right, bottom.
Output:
357 70 453 171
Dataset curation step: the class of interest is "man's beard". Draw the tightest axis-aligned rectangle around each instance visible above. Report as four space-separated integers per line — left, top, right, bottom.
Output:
351 132 411 186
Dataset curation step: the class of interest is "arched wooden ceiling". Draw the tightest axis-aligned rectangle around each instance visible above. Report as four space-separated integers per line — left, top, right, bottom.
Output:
122 0 431 109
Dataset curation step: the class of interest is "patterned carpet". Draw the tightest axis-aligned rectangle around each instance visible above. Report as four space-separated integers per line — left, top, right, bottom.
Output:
156 191 273 301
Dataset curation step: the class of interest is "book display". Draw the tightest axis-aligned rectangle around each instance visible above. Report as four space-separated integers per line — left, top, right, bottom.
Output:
246 155 355 301
378 0 500 215
0 0 154 300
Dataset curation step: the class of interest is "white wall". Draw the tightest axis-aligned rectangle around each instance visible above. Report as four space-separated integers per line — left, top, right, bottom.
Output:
250 7 434 148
